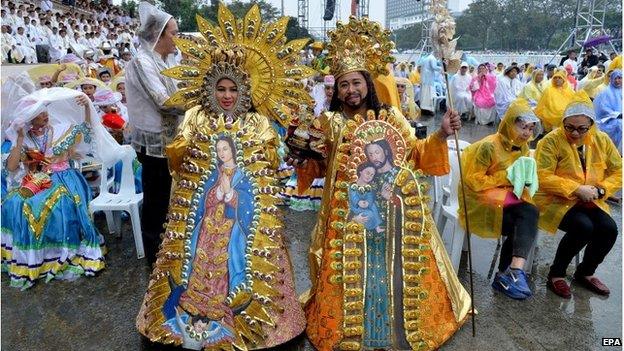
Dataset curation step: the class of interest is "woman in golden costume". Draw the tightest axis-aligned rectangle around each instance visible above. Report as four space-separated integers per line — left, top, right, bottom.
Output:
135 4 315 350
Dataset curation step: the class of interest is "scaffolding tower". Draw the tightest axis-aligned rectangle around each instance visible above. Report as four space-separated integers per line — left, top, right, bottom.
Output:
320 0 341 41
555 0 617 55
298 0 309 31
414 0 433 60
357 0 369 18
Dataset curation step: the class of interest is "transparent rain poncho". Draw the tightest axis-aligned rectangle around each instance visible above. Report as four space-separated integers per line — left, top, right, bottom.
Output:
4 87 123 167
137 1 173 51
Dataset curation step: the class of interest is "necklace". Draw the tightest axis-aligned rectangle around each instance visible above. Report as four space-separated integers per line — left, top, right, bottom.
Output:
28 126 51 153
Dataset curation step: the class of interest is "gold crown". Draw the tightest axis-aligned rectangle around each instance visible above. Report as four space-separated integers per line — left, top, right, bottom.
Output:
161 3 315 127
327 16 395 78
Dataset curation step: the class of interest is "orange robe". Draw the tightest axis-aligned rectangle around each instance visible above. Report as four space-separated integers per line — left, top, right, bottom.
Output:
304 107 471 351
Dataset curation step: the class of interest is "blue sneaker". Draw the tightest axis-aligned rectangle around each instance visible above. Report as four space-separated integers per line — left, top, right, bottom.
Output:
492 268 532 299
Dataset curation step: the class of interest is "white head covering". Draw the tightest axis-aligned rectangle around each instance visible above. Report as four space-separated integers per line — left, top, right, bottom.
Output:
137 1 172 51
5 87 123 165
1 72 36 139
93 88 122 106
563 102 596 122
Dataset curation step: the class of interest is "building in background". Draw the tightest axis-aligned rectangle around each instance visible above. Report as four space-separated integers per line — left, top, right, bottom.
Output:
386 0 470 30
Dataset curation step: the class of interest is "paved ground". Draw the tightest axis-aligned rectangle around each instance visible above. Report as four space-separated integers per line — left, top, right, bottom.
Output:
2 117 622 351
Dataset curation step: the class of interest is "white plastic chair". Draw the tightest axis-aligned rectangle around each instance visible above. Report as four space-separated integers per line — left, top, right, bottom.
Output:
433 139 470 229
437 140 472 272
89 145 145 259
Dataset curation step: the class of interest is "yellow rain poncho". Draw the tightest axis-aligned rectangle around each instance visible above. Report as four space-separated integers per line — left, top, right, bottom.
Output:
395 76 420 120
578 66 605 98
592 56 624 96
535 69 575 131
409 67 421 85
373 64 401 109
608 55 622 73
534 93 622 234
519 69 545 104
459 98 538 238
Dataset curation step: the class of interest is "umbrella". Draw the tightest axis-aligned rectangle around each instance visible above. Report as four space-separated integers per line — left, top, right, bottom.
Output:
583 35 612 48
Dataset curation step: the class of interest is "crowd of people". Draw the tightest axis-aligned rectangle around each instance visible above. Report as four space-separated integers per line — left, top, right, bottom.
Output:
397 48 622 153
1 0 137 64
0 1 622 350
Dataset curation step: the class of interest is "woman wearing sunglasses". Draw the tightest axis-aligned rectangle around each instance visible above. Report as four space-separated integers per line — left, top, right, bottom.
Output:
535 91 621 299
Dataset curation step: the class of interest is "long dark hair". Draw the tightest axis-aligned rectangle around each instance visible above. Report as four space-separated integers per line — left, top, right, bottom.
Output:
329 70 382 115
216 135 237 166
365 139 394 166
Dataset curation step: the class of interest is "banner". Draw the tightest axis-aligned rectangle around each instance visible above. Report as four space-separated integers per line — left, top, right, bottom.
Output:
324 0 335 20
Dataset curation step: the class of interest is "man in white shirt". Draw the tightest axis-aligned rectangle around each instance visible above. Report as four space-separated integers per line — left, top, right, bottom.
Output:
494 66 524 120
14 26 37 63
40 0 53 12
14 9 25 30
451 62 474 119
5 8 16 31
1 9 9 27
561 50 578 76
48 26 64 61
125 1 180 265
1 25 15 63
58 28 71 53
25 19 39 41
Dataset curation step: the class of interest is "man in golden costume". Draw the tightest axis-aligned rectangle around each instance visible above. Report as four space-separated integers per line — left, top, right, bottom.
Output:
292 17 472 351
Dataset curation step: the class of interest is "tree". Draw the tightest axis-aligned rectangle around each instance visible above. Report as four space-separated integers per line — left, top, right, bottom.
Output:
285 16 311 41
455 0 500 50
120 0 138 18
400 0 620 52
392 23 421 50
197 0 280 26
158 0 199 32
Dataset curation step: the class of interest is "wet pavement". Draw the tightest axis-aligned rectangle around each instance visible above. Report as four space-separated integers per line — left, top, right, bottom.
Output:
2 117 622 351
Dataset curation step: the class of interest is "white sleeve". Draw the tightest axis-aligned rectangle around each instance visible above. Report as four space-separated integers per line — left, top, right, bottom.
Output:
128 58 171 109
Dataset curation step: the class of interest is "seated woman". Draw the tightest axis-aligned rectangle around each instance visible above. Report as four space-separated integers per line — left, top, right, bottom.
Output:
535 69 576 133
519 69 545 106
460 98 540 300
1 90 105 289
535 92 622 299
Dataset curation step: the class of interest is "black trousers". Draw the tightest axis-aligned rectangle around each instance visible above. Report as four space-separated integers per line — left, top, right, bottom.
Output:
498 202 540 272
137 150 172 264
549 204 618 278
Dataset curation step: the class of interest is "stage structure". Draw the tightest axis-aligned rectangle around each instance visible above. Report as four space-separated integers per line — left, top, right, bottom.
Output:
554 0 617 56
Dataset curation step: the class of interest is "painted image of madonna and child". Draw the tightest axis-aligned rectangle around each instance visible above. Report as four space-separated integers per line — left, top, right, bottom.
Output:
162 135 254 348
148 134 304 350
348 139 400 232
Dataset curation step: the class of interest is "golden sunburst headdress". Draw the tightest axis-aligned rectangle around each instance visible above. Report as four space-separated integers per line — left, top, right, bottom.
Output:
326 16 396 79
162 3 315 127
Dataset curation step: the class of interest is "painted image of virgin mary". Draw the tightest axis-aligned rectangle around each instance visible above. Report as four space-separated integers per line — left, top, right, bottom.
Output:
162 135 254 347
